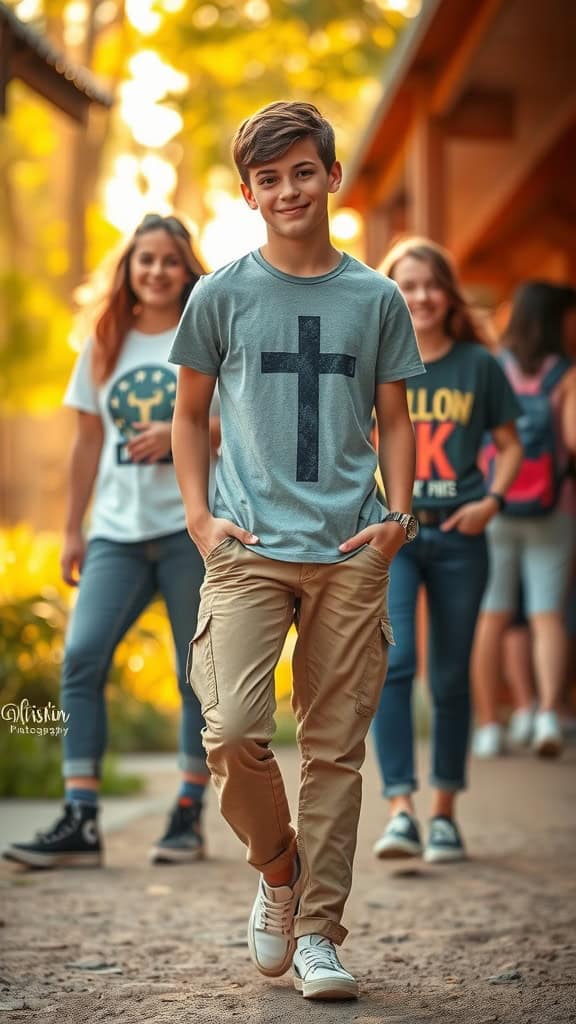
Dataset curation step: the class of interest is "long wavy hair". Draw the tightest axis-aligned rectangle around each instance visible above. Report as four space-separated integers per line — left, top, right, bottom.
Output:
501 281 576 375
91 214 205 384
380 236 484 345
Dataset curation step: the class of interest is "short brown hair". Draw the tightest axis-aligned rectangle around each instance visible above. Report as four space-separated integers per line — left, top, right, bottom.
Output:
232 101 336 186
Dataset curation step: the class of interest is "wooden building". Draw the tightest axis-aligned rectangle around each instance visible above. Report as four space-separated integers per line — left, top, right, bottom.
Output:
0 3 112 529
0 2 112 122
340 0 576 303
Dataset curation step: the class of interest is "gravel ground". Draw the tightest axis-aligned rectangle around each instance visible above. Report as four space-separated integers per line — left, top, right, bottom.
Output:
1 743 575 1023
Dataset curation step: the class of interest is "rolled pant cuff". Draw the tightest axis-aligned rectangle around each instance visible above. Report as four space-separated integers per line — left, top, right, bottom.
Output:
429 776 466 792
63 759 100 779
294 917 348 946
383 782 417 798
251 834 297 876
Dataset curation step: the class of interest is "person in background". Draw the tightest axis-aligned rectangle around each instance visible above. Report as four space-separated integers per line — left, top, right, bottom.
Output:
3 214 217 869
472 282 576 758
502 589 538 749
371 237 522 865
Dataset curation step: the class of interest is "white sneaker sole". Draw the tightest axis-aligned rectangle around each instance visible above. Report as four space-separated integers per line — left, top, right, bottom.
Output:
423 847 466 864
2 848 103 869
294 974 358 1000
373 837 422 859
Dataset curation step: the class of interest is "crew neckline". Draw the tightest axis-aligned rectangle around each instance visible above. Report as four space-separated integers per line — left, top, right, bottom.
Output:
251 248 350 284
128 326 178 339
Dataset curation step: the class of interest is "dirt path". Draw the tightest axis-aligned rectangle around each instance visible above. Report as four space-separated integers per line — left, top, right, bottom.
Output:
1 744 575 1023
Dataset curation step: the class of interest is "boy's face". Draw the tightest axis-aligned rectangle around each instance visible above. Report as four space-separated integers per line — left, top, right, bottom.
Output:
241 136 342 241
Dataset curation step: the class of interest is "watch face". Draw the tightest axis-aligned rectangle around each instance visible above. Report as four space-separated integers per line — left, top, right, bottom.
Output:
406 517 419 541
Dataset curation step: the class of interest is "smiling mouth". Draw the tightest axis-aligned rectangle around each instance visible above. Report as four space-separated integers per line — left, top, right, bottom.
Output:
277 205 309 214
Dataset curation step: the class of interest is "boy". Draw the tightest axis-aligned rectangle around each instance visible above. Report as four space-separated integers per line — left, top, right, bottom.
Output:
170 101 424 1000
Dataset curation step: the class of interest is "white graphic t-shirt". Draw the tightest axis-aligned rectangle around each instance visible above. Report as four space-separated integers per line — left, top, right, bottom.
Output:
64 329 186 542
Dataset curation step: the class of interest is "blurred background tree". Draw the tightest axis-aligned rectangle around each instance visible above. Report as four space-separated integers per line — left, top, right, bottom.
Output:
0 0 419 785
0 0 418 413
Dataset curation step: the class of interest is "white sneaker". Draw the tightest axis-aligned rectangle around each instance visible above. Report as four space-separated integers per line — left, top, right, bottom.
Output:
532 710 563 758
507 707 534 748
472 723 505 758
247 873 301 977
293 934 358 1000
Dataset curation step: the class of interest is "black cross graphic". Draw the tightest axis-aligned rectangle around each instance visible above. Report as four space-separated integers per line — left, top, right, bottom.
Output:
261 315 356 482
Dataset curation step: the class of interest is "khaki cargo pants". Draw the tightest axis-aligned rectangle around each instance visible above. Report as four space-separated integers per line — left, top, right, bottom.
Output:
188 537 393 945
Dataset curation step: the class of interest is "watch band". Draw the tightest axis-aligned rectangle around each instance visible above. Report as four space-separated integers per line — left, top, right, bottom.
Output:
384 511 419 541
488 491 506 511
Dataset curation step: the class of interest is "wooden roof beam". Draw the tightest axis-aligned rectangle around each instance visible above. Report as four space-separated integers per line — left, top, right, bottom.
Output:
442 88 516 140
430 0 505 116
10 48 90 124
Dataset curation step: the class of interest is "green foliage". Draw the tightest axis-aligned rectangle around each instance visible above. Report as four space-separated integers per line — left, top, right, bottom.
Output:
155 0 405 179
0 271 74 413
1 0 409 412
0 730 144 799
0 527 181 797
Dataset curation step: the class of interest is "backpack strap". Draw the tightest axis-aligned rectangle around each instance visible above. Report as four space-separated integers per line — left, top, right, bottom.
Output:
541 357 571 395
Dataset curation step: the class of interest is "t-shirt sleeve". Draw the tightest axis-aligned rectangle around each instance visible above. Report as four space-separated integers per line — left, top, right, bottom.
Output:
63 340 99 413
376 284 425 383
483 353 522 429
168 276 222 375
209 382 221 417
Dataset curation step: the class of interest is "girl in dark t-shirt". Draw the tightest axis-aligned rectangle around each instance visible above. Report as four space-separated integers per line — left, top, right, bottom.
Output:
372 237 521 864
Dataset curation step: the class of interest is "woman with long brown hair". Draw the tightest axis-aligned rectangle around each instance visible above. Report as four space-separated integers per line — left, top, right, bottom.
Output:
372 237 522 863
4 214 216 870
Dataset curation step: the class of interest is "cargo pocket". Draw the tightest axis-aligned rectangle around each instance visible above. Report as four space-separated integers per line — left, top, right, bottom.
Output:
355 617 395 717
188 612 219 714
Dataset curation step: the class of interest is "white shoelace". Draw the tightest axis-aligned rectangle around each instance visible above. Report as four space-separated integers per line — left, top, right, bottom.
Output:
299 942 342 975
431 819 457 842
390 814 413 835
257 888 295 937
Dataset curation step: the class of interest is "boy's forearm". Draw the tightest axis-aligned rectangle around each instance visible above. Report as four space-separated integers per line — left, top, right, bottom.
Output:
171 413 212 529
378 417 416 512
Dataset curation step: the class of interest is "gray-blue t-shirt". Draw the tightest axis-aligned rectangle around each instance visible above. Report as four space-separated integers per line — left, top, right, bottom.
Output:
169 250 424 563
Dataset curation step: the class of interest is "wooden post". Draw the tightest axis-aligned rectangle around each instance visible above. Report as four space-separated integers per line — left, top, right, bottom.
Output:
408 91 445 243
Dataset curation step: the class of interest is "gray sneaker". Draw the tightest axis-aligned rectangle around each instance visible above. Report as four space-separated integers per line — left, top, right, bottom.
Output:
149 800 204 864
373 811 423 859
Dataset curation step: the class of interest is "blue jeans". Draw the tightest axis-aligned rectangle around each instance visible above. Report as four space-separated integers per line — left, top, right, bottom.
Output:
62 530 206 779
372 527 489 796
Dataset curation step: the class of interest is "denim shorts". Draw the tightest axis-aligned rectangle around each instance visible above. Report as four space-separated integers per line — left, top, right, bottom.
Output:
482 507 575 615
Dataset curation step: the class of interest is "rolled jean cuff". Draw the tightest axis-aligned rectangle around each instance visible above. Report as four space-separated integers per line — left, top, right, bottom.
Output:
294 917 348 946
429 775 466 793
383 781 418 798
178 753 209 776
63 758 100 780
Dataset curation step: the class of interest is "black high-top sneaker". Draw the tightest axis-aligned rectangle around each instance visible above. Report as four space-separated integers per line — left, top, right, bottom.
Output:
149 799 204 864
2 803 103 869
